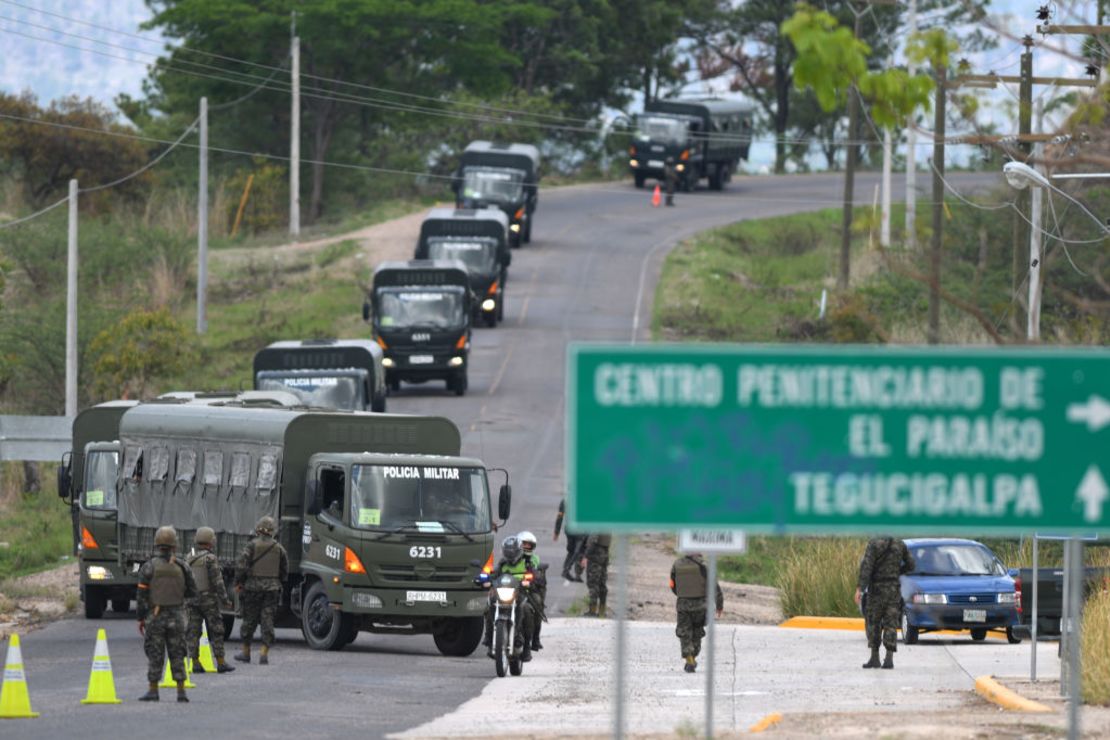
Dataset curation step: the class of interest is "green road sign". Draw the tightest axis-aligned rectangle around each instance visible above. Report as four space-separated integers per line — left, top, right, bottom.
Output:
567 344 1110 535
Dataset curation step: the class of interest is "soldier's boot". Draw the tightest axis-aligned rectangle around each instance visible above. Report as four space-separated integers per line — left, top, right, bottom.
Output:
138 682 159 701
259 645 270 665
683 656 696 673
531 622 543 651
598 599 607 619
176 680 189 703
216 657 235 674
191 654 206 674
882 650 894 670
586 601 598 617
862 647 881 669
234 644 251 663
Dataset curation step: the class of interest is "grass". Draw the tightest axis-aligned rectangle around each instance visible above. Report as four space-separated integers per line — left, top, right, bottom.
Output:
0 463 73 580
1084 588 1110 705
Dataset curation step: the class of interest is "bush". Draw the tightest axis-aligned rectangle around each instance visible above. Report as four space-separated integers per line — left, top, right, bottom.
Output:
88 307 190 399
1083 588 1110 705
0 462 72 579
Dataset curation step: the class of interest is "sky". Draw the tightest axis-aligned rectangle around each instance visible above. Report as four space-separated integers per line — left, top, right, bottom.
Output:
0 0 1101 170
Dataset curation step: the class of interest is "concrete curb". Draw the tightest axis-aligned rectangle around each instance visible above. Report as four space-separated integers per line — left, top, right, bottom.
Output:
749 712 783 733
974 675 1053 713
779 616 865 631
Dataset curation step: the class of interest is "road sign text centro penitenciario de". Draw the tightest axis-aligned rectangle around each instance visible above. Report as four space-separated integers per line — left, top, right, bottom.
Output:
566 344 1110 535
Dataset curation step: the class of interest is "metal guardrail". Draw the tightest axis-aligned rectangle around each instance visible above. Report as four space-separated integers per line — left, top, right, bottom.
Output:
0 415 71 462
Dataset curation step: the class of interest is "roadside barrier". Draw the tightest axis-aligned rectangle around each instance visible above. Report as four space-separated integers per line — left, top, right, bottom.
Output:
158 656 197 689
0 634 39 719
81 628 122 705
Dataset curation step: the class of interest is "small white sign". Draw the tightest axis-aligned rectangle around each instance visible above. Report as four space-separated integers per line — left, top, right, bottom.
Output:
678 529 747 555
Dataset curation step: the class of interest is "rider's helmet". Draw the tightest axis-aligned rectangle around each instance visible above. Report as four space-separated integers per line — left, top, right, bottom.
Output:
502 536 523 564
518 531 537 555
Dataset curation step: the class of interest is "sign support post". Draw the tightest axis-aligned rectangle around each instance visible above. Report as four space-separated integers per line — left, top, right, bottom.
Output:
704 553 716 740
1031 535 1038 681
613 534 628 740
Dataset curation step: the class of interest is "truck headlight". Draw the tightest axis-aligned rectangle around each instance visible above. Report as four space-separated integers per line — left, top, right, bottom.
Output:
382 357 394 368
87 566 112 581
448 357 464 367
481 298 496 312
676 163 685 172
911 593 947 604
629 158 639 167
467 596 488 612
509 223 521 233
997 592 1017 604
352 592 382 609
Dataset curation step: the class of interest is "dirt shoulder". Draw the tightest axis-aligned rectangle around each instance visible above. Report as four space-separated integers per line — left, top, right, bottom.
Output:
0 560 79 641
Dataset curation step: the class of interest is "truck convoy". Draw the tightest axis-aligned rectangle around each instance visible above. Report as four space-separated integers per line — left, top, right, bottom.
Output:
253 339 388 412
65 400 510 655
628 97 753 191
364 260 473 395
454 140 540 247
415 208 510 327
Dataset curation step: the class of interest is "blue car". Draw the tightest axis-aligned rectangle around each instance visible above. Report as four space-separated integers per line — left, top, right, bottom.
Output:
900 538 1021 644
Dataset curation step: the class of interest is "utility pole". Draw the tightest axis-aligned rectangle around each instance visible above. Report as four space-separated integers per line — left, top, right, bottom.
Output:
905 0 917 249
290 18 301 240
839 8 863 290
65 179 78 417
1013 36 1034 332
881 128 891 248
928 64 945 345
197 96 208 335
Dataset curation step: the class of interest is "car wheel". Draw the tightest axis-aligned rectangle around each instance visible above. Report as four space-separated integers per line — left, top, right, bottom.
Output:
1006 626 1023 644
971 628 987 642
901 610 918 645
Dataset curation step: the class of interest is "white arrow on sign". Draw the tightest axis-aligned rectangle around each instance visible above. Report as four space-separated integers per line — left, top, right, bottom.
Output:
1066 395 1110 432
1076 465 1110 523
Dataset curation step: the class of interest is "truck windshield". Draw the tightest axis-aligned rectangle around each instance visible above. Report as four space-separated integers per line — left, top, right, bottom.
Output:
910 544 1006 576
256 373 364 410
426 238 497 274
376 288 465 329
635 115 688 145
350 464 492 533
83 450 119 510
462 168 524 204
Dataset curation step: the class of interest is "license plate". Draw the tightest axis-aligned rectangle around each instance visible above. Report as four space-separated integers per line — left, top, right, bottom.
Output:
648 159 664 169
409 355 434 365
406 590 446 603
963 609 987 623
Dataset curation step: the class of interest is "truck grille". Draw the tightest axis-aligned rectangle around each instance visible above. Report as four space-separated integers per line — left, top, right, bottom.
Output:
377 564 470 584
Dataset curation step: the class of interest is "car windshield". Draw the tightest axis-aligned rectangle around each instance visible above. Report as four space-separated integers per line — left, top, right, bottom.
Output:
376 288 465 329
427 238 497 274
256 372 363 410
910 544 1006 576
350 464 492 533
462 168 524 203
635 115 688 144
83 449 119 510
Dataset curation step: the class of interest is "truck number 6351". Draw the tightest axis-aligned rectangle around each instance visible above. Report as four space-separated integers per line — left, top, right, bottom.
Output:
409 546 442 559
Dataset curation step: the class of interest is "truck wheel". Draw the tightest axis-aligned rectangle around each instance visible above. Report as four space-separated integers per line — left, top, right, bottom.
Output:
449 371 467 396
111 598 130 614
708 167 723 191
223 614 235 638
338 617 360 648
634 173 645 189
523 220 532 244
388 377 400 392
497 294 505 321
901 611 918 644
433 617 484 657
371 394 386 412
485 311 497 328
84 586 106 619
1006 626 1023 644
301 581 350 651
970 629 987 642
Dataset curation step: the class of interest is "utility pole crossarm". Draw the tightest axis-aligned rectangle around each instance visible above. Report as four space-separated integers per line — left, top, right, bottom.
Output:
951 74 1097 88
1037 24 1110 35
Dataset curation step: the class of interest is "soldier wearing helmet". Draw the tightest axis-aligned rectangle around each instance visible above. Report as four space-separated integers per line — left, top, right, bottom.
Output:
185 527 234 674
136 525 198 702
480 536 538 662
518 530 547 652
233 516 289 665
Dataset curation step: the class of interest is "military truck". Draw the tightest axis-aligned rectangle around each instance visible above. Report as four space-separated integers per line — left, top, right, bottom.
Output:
628 98 753 191
364 260 472 395
415 208 510 328
111 402 510 654
253 339 388 412
453 141 540 247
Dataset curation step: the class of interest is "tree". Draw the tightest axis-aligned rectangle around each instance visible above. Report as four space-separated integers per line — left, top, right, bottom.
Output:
88 308 190 400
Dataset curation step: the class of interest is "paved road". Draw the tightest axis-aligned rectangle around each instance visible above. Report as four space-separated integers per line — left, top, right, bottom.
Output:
11 172 1003 736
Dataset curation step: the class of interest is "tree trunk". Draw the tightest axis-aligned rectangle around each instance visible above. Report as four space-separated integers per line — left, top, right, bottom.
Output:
772 53 790 174
308 98 337 224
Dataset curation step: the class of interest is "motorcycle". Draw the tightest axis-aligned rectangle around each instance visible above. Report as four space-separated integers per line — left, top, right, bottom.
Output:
483 571 532 677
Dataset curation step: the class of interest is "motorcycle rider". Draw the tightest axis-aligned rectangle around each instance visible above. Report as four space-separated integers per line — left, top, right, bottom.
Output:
518 531 546 651
480 536 537 662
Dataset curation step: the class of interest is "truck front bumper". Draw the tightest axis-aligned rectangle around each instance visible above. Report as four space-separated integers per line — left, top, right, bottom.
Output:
342 586 488 617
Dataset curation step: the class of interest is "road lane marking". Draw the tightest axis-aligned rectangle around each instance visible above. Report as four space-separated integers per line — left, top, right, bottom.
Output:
487 345 514 397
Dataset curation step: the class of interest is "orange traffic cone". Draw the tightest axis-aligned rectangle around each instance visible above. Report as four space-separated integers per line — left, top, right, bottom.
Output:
651 184 662 207
0 634 39 718
81 628 122 705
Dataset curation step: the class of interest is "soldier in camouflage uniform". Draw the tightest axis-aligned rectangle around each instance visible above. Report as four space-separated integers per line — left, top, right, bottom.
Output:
856 536 915 669
234 516 289 665
580 533 611 617
186 526 234 674
136 526 197 702
670 552 724 673
553 498 584 582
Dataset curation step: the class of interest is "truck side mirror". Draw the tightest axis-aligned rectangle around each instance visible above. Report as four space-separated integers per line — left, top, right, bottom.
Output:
57 463 71 500
498 484 511 522
305 477 321 516
362 300 371 322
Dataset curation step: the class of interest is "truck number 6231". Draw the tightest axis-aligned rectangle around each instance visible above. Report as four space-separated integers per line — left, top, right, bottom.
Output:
409 546 442 559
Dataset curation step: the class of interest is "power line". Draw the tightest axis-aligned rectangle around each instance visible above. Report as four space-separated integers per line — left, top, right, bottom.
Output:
80 116 199 193
0 195 67 230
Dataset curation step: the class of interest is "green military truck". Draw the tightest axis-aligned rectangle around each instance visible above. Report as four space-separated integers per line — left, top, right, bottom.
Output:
414 208 510 327
628 97 753 191
254 339 388 412
364 260 472 395
112 402 509 653
453 140 540 247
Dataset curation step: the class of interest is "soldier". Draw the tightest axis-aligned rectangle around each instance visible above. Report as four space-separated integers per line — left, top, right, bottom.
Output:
663 156 678 206
669 551 723 673
579 533 612 617
185 527 234 674
136 525 197 702
856 536 915 669
234 516 289 665
553 498 584 582
519 530 546 651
